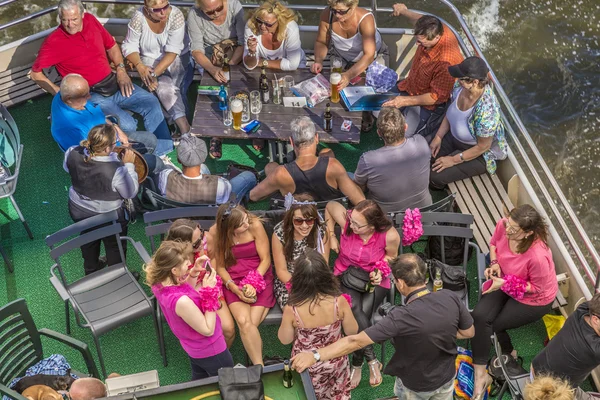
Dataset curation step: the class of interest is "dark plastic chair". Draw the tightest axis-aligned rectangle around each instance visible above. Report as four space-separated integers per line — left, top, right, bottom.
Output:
0 298 99 400
269 196 349 211
142 187 205 210
492 333 530 400
44 210 165 378
387 192 456 220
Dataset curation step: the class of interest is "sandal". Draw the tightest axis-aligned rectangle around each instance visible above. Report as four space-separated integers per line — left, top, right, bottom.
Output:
349 365 362 389
209 138 222 159
472 373 493 400
368 359 383 388
361 111 375 132
252 139 265 151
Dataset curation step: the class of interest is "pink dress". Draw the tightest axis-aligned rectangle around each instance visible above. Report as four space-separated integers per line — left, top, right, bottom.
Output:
334 218 391 289
222 241 276 308
491 218 558 306
291 297 350 400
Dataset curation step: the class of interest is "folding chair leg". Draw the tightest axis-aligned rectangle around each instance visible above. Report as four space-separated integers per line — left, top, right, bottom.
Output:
65 300 71 334
93 335 107 379
0 242 13 273
9 195 33 239
154 311 167 367
497 381 508 400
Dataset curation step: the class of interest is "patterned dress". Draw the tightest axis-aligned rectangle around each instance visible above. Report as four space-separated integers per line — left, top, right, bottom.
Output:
273 222 325 309
291 297 351 400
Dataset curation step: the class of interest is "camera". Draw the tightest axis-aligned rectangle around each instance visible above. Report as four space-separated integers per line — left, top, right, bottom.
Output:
378 301 397 317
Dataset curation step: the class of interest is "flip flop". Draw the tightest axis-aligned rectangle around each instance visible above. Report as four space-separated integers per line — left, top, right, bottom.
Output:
252 139 265 151
209 138 222 159
368 359 383 388
349 365 362 389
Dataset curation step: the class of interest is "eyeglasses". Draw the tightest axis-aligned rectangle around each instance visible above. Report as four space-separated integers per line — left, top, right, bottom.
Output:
255 17 277 28
203 3 224 16
330 6 351 15
293 217 316 227
221 202 236 220
346 210 368 230
503 219 521 235
149 2 170 13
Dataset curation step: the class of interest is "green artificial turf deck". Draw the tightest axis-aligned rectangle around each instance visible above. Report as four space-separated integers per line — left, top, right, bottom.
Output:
0 91 558 398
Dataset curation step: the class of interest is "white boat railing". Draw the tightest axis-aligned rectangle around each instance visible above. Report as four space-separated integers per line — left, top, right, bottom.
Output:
0 0 598 291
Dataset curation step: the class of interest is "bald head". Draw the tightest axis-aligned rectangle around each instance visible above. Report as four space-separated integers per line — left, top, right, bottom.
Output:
60 73 89 104
196 0 224 19
69 378 107 400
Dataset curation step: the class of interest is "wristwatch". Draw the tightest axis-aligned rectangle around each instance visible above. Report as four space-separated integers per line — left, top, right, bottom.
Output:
459 152 465 162
262 60 268 68
312 350 321 362
116 62 126 70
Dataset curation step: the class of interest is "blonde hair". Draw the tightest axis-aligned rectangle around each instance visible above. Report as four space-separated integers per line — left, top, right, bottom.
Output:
144 241 193 287
247 1 297 42
327 0 359 9
524 376 574 400
80 124 117 162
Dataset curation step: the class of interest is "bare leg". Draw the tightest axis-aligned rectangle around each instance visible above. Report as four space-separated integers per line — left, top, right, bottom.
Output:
217 300 236 348
473 364 489 399
175 116 190 135
229 302 265 365
264 162 279 177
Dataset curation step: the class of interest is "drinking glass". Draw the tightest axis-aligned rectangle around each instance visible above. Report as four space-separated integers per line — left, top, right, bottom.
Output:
272 80 282 104
284 75 295 88
330 73 341 103
223 107 232 126
230 98 243 130
331 56 343 73
250 90 262 114
241 96 250 122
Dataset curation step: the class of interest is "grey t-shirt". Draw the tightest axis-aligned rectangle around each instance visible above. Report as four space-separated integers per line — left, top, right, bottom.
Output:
187 0 245 57
354 136 432 213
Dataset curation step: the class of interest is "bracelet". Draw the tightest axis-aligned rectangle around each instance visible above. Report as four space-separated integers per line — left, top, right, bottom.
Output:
135 61 143 67
489 260 499 266
225 279 234 290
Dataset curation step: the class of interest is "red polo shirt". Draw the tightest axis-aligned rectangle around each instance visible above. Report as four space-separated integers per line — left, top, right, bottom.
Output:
32 13 116 86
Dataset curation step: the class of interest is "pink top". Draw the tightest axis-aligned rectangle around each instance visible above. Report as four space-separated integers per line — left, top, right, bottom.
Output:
152 282 226 359
334 217 391 289
490 218 558 306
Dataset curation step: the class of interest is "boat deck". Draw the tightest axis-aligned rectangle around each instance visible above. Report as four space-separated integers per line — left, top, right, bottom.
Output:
0 89 562 398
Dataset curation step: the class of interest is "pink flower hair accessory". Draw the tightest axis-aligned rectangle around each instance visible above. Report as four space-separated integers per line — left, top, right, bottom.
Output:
341 293 352 308
402 208 424 246
239 270 267 293
501 275 527 300
197 285 221 312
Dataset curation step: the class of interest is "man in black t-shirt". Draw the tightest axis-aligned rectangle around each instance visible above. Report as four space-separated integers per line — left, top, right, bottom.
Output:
532 293 600 387
291 254 474 400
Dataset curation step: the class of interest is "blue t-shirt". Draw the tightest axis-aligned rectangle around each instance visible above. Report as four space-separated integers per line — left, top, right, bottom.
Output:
51 94 105 151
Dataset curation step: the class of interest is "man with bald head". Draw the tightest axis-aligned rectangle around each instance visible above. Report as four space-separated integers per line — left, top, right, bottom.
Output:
51 73 157 156
31 0 173 156
68 378 107 400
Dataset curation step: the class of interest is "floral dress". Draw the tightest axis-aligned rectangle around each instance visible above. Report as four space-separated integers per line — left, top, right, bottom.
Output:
273 222 325 309
291 297 350 400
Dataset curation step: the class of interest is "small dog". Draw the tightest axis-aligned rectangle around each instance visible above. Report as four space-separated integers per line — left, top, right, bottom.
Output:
21 385 63 400
14 371 75 394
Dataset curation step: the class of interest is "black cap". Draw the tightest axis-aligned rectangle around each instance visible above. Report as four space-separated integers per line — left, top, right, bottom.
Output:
448 56 489 80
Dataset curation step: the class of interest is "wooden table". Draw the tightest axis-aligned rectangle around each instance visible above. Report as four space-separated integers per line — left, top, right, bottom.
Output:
191 66 362 162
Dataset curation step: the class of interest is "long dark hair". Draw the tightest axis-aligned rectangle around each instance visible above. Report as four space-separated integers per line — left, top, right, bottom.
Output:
214 203 260 268
345 199 392 236
166 219 198 243
281 194 327 262
287 250 341 315
508 204 549 254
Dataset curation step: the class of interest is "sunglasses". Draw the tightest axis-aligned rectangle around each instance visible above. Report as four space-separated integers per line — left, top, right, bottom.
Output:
330 6 351 15
192 227 205 250
203 3 224 16
293 217 316 227
149 2 170 13
255 17 277 28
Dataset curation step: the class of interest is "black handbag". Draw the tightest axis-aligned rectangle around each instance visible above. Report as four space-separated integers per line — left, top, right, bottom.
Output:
218 365 264 400
427 258 467 294
341 266 371 293
90 72 119 97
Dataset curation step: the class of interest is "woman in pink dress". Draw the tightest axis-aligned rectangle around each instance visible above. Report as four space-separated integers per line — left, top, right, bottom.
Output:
325 199 400 389
208 203 275 366
471 204 558 400
279 250 358 400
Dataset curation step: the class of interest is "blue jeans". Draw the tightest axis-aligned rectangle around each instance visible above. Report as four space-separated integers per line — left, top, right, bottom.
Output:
126 131 157 155
229 171 257 204
90 84 173 156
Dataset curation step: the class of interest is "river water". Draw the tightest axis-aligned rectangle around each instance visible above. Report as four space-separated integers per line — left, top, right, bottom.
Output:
1 0 599 247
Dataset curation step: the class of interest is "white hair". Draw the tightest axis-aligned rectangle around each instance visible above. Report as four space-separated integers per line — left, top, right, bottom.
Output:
57 0 85 19
60 73 88 102
290 117 316 148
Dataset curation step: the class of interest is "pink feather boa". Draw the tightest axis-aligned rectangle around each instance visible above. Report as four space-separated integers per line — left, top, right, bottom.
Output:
239 270 267 293
501 275 528 300
402 208 424 246
197 285 221 312
285 280 292 293
340 293 352 308
369 260 392 277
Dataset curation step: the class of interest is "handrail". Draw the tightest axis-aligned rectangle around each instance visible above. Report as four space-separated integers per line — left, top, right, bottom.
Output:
0 0 598 288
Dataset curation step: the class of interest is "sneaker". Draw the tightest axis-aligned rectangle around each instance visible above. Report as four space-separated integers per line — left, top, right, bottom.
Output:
160 155 182 173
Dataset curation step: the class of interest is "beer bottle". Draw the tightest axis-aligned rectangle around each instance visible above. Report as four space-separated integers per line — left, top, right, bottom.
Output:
283 360 294 388
433 269 443 292
365 268 379 293
260 76 270 104
323 103 332 132
218 85 227 111
259 61 268 86
222 56 230 83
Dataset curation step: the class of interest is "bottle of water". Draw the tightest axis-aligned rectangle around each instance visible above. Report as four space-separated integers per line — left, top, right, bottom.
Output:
218 85 227 111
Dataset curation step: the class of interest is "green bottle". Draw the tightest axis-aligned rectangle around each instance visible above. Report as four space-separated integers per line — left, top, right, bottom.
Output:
283 359 294 388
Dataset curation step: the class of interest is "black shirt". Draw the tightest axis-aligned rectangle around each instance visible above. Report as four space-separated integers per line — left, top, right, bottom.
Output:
364 289 473 392
284 157 343 201
532 302 600 386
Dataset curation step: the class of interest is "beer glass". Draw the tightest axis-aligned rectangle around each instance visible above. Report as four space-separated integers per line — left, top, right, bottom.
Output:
241 96 250 122
331 56 343 73
250 90 262 114
330 73 341 103
231 98 243 130
284 75 295 88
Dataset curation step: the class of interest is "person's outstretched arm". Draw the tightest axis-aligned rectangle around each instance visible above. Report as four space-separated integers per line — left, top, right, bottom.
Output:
391 3 423 26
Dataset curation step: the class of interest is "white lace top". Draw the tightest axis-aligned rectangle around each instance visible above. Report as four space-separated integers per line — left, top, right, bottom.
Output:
121 6 189 67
